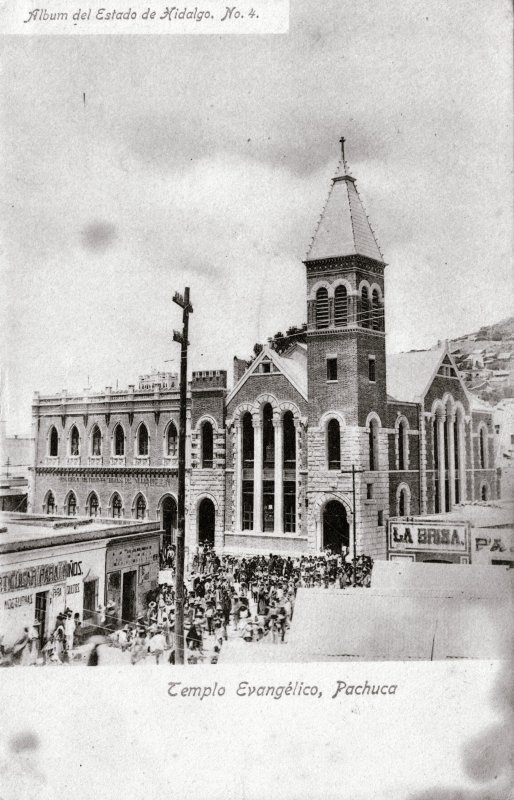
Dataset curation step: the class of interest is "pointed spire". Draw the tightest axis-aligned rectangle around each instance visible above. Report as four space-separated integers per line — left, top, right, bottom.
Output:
305 139 383 263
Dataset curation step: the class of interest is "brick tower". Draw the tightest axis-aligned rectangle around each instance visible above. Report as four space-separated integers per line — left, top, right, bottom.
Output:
304 139 389 558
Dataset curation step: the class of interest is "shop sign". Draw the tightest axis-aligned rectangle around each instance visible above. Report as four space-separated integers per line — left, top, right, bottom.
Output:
0 561 83 594
474 534 514 554
389 521 468 553
4 594 33 610
106 539 159 571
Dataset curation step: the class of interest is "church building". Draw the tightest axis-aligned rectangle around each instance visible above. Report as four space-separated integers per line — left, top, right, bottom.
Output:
29 142 499 559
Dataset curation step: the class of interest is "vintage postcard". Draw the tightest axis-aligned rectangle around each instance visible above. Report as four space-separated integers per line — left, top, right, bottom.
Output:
0 0 512 797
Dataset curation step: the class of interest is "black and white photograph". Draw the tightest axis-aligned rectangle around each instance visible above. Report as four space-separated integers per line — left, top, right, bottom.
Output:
0 1 512 797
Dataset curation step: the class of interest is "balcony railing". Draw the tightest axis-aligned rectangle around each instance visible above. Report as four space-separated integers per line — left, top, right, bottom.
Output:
134 456 150 467
88 456 103 466
110 456 126 466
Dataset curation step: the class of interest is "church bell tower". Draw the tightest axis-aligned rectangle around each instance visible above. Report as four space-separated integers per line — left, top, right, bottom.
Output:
304 139 387 429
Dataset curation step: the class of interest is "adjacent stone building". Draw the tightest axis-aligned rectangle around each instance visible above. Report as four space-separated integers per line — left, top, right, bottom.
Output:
30 143 499 559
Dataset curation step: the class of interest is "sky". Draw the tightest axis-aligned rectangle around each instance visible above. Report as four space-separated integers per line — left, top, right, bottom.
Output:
1 0 512 433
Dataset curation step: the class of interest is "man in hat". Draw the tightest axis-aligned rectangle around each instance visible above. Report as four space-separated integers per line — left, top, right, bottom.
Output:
148 626 166 665
64 609 75 654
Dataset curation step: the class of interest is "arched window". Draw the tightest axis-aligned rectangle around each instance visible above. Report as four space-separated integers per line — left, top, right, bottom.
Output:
372 289 381 331
49 426 58 456
334 285 348 327
398 487 410 517
137 423 149 456
361 286 371 329
242 412 254 468
91 425 102 456
45 492 55 515
262 404 275 468
315 287 329 329
481 483 489 501
135 494 146 519
327 418 341 470
111 493 122 519
433 416 440 512
398 420 408 470
66 492 77 516
166 422 178 457
454 416 460 504
283 411 296 468
369 418 379 471
479 427 487 469
70 425 80 456
201 421 214 468
88 492 99 517
114 424 125 456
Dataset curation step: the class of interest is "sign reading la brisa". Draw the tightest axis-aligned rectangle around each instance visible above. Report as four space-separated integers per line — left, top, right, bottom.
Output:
389 522 468 552
0 561 83 594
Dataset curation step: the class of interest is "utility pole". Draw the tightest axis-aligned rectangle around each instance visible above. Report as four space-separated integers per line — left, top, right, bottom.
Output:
172 287 193 665
338 466 364 586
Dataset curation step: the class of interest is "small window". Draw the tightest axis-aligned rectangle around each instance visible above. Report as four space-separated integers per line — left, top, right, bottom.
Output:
114 424 125 456
201 421 214 468
369 418 379 471
261 361 272 374
398 489 406 516
366 483 374 500
49 426 58 457
70 426 80 456
167 422 178 457
378 510 384 527
112 493 122 518
368 356 376 383
135 495 146 519
66 493 77 517
327 357 338 381
138 424 149 456
88 493 99 517
91 425 102 456
479 427 487 469
327 418 341 470
46 492 55 514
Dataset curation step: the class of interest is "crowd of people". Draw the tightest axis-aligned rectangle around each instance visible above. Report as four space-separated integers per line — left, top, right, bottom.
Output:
1 545 373 666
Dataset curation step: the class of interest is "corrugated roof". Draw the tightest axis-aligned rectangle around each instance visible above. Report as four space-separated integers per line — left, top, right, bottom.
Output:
386 348 443 403
306 159 383 263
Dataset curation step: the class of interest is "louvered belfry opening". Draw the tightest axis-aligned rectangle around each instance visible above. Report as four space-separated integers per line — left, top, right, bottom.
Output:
315 287 329 329
334 284 348 327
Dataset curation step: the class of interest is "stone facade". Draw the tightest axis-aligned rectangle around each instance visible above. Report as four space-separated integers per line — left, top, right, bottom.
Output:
29 145 500 558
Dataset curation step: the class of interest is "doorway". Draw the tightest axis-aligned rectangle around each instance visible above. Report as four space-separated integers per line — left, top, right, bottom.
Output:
198 498 215 546
161 496 177 549
122 570 137 623
35 591 48 649
322 500 349 554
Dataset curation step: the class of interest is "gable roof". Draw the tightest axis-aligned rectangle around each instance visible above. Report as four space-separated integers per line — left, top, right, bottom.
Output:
305 156 383 263
226 344 307 405
386 347 444 404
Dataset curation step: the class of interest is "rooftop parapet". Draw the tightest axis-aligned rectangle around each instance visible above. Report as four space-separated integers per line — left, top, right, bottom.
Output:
191 370 227 390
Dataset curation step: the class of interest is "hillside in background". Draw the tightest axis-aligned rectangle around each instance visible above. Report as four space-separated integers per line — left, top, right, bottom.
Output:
449 316 514 404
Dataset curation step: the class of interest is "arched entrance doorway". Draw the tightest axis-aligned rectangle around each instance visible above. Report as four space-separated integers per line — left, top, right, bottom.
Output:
198 498 215 547
322 500 349 554
161 496 177 549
